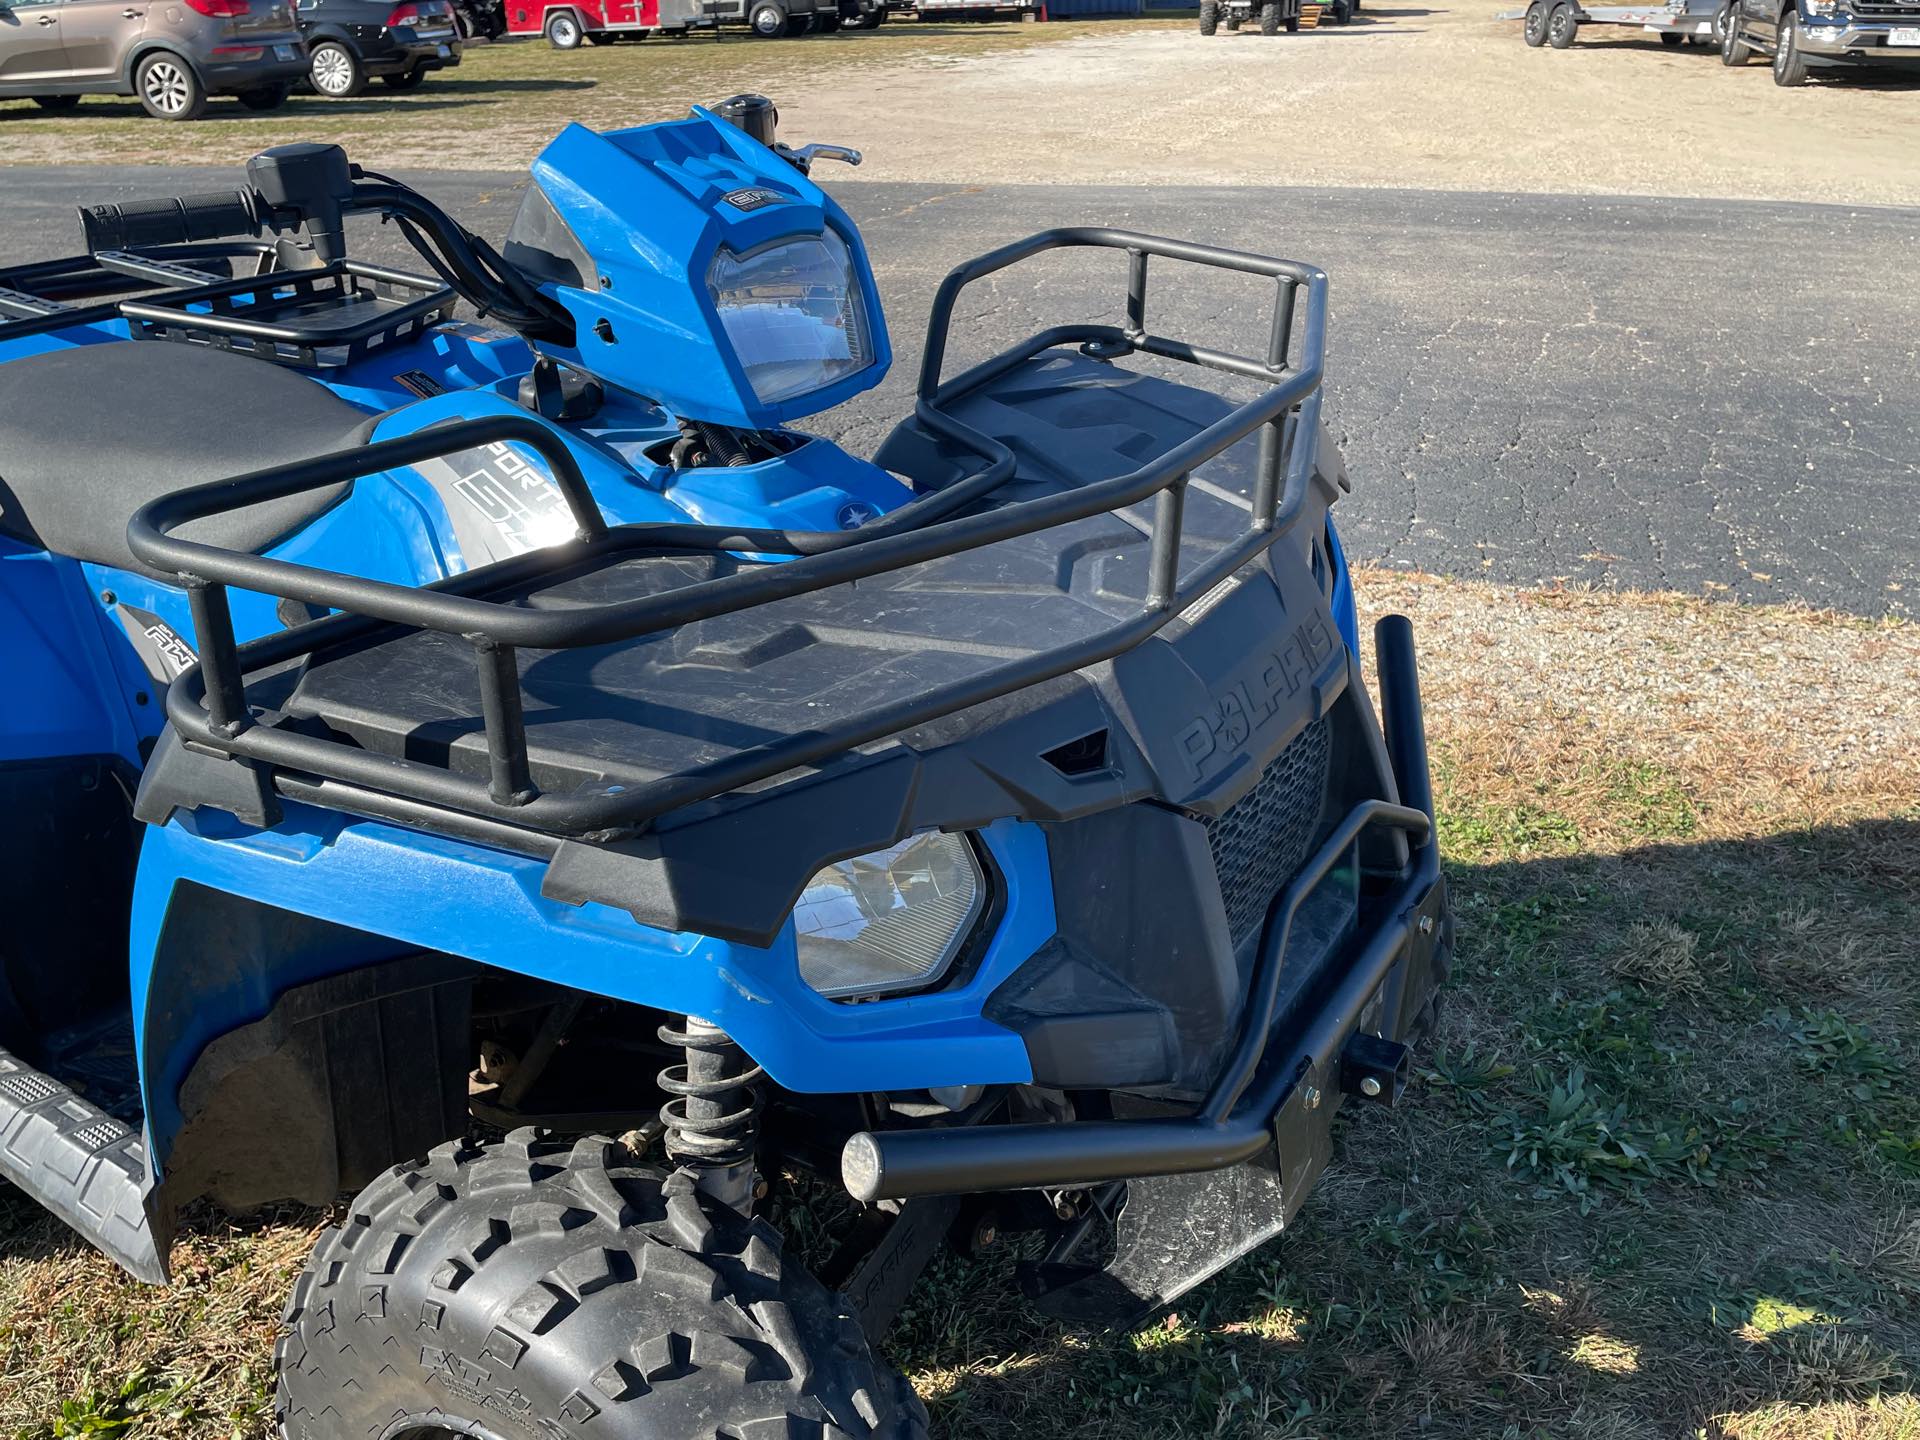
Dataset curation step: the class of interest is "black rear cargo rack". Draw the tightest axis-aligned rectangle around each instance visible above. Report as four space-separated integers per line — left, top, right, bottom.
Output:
128 228 1329 842
0 244 453 365
117 259 455 368
0 242 276 343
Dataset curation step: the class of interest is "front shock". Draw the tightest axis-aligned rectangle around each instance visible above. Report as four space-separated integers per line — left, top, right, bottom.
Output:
657 1016 763 1211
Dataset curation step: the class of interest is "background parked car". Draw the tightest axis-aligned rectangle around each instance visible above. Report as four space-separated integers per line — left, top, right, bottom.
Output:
0 0 305 119
1721 0 1920 83
294 0 459 96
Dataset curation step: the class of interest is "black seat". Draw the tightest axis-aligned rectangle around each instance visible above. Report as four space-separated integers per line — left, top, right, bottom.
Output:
0 341 372 579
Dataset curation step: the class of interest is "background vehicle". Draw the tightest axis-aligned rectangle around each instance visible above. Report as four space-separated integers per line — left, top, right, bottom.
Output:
510 0 833 43
891 0 1036 18
295 0 460 95
0 0 305 119
1199 0 1311 33
1514 0 1725 47
1720 0 1920 82
451 0 504 34
0 100 1448 1436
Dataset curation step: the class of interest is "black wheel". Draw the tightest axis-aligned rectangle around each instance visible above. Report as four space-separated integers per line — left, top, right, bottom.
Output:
30 94 82 111
1329 0 1350 22
277 1132 927 1440
380 66 427 86
1199 0 1219 31
1720 5 1752 59
1546 1 1576 45
545 8 584 45
1660 27 1683 42
751 0 786 32
235 81 291 108
1285 11 1299 26
135 52 207 119
1772 7 1808 82
817 11 841 28
1523 0 1549 43
307 40 365 95
1260 1 1281 32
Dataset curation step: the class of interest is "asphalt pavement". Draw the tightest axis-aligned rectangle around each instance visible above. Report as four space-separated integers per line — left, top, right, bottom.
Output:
6 167 1915 614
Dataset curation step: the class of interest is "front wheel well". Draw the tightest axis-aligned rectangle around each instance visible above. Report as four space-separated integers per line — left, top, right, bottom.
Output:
121 42 203 92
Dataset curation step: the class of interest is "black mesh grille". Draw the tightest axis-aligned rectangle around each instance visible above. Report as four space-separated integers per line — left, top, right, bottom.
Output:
1204 718 1331 945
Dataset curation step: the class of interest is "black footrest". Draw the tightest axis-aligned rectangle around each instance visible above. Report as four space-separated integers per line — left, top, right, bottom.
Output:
0 1049 167 1283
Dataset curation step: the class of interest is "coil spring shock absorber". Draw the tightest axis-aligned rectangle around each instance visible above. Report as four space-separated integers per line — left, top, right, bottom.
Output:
658 1015 764 1210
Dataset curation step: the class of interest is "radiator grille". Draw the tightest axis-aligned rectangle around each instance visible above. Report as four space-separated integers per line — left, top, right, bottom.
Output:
1204 718 1331 945
1850 0 1920 16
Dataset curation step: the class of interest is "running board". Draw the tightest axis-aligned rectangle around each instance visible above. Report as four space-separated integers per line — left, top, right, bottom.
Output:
0 1049 168 1284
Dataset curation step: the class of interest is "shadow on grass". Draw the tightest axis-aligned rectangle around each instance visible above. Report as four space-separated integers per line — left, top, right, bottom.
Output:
897 816 1920 1438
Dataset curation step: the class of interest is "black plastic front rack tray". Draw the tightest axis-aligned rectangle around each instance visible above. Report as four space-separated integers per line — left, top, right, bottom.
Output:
128 228 1331 843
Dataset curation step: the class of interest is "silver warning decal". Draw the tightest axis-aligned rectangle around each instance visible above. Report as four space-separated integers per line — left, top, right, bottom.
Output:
410 440 581 564
114 603 197 682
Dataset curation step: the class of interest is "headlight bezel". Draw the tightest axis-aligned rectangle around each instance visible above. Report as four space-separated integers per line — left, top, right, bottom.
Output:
792 831 1000 1003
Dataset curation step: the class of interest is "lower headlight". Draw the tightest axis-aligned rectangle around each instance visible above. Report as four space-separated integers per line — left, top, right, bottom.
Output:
794 833 986 1000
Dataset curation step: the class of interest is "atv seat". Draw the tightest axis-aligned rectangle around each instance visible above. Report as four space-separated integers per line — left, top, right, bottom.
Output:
0 341 370 580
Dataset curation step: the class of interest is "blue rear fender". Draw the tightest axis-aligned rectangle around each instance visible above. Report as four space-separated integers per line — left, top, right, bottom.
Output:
130 807 1053 1173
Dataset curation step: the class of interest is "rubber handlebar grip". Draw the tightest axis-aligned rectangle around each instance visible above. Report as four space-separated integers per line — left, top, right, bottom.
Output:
78 190 262 253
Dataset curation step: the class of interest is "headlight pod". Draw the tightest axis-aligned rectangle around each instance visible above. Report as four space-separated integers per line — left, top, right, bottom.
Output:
794 832 986 1000
707 229 873 407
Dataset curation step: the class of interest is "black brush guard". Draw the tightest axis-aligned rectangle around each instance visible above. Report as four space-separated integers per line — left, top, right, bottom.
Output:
127 228 1340 842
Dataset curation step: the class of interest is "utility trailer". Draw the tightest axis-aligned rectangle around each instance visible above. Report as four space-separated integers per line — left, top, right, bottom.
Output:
510 0 835 44
1509 0 1725 46
886 0 1036 20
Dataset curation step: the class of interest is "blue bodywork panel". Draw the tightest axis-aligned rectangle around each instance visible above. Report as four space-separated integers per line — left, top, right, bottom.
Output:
522 115 892 431
130 809 1050 1168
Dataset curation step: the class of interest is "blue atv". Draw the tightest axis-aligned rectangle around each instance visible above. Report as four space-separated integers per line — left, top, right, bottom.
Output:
0 95 1449 1435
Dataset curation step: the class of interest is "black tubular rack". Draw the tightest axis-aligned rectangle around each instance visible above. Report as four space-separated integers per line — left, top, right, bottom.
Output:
0 244 454 365
0 242 278 342
127 229 1330 842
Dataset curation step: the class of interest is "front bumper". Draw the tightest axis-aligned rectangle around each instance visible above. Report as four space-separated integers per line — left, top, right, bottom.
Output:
361 28 463 73
1796 16 1920 52
842 613 1449 1205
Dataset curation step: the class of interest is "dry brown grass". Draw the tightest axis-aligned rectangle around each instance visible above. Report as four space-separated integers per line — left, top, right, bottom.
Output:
2 571 1917 1438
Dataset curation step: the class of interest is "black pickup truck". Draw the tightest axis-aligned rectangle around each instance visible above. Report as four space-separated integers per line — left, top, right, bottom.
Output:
1721 0 1920 83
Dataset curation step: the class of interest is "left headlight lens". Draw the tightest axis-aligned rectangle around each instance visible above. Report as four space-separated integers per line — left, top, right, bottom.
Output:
707 228 873 406
794 833 986 1000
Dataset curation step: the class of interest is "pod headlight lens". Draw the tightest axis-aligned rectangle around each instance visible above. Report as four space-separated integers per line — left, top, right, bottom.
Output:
794 833 985 1000
707 229 873 406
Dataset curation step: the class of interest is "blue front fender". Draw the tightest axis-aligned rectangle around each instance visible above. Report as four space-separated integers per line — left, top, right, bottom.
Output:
130 806 1051 1171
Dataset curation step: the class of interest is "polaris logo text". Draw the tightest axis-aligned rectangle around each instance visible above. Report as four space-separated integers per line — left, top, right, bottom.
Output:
1175 616 1335 782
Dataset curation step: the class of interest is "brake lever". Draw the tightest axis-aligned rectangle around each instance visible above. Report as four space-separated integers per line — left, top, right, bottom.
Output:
778 142 863 176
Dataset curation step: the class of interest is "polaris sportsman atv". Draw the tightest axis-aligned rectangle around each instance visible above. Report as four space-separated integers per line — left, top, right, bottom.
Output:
0 94 1450 1436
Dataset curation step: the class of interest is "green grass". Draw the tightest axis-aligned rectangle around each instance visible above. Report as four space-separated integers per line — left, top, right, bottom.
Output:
2 579 1917 1438
0 17 1182 169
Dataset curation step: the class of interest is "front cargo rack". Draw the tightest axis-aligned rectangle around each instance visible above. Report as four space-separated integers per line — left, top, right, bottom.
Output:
128 228 1329 842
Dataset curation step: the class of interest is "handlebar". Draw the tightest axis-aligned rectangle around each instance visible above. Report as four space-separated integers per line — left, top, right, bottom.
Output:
78 190 263 253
